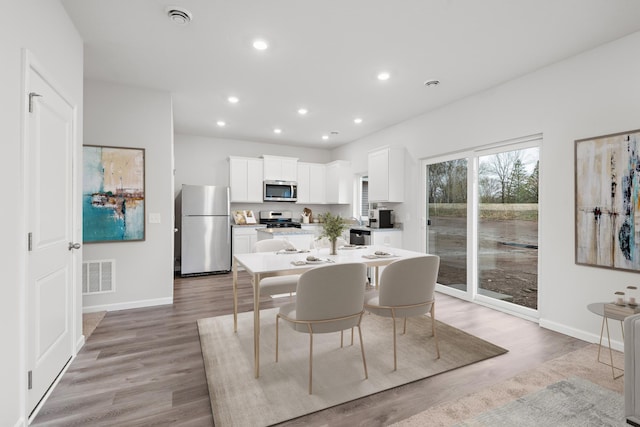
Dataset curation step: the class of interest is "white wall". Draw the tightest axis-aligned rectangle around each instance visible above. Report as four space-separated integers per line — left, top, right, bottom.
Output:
0 1 83 425
82 80 174 311
333 31 640 349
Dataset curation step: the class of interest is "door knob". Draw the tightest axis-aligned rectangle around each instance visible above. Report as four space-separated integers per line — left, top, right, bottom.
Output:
68 242 81 251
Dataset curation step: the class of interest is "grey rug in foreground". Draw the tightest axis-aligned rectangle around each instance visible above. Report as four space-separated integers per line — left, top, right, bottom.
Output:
198 308 507 427
457 376 625 427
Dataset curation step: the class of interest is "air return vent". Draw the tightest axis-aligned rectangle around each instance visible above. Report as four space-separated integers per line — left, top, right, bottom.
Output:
82 260 115 294
167 7 193 25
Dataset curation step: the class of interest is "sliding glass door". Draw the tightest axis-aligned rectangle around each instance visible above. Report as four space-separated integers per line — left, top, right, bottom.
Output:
426 159 468 292
424 138 540 314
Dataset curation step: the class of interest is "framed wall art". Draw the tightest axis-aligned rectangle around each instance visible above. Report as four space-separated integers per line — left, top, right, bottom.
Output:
83 145 145 243
575 129 640 271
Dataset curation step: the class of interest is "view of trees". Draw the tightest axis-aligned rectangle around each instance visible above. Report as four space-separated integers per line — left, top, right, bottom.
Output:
428 150 538 204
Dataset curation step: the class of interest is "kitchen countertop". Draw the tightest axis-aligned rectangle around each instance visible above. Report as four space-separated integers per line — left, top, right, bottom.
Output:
349 225 403 232
257 228 315 235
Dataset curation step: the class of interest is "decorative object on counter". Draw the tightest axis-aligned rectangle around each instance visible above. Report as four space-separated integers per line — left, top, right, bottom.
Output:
318 212 347 255
627 285 638 306
233 210 256 225
615 291 625 305
302 207 313 223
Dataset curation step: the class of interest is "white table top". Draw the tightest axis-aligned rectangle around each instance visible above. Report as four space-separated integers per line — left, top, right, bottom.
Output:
234 245 424 276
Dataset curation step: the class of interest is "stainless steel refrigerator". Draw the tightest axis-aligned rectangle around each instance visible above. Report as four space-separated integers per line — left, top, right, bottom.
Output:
180 185 231 275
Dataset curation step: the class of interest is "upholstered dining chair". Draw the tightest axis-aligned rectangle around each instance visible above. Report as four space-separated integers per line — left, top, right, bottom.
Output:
275 262 369 394
364 255 440 371
253 239 300 301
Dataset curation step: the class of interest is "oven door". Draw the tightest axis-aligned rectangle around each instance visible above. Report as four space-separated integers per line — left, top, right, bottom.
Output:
264 181 297 202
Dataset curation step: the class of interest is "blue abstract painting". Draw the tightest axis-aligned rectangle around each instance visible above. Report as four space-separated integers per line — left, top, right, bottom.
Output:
576 129 640 271
83 145 145 242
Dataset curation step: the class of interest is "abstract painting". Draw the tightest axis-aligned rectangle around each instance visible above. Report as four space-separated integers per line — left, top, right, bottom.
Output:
575 129 640 271
83 145 145 242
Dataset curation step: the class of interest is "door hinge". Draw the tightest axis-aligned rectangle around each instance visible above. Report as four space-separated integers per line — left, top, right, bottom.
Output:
28 232 33 251
28 370 33 390
28 92 42 113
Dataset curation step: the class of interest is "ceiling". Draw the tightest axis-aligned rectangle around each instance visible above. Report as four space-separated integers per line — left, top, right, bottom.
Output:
61 0 640 149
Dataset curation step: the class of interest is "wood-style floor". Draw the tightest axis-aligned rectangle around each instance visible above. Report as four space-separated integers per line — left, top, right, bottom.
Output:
32 272 587 426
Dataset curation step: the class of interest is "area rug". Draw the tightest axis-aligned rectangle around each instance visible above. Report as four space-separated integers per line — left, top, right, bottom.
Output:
456 377 624 426
82 311 106 339
394 343 625 426
197 308 507 427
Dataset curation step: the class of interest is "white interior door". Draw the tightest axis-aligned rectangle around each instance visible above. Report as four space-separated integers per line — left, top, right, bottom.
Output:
26 61 77 415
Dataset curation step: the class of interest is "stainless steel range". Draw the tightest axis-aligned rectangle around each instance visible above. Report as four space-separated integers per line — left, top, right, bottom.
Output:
259 210 302 228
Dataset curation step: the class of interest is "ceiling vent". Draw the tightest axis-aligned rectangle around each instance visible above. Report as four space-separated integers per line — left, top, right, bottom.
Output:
167 7 192 25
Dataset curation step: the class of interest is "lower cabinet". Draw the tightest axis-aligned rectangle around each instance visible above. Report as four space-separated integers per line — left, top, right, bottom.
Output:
371 229 403 248
232 226 264 263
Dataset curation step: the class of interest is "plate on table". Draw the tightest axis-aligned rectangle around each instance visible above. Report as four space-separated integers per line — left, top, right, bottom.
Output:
340 244 361 250
373 251 395 258
305 259 325 264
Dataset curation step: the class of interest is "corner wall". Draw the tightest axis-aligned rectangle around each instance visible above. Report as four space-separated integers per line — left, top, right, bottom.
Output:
82 80 174 311
333 31 640 350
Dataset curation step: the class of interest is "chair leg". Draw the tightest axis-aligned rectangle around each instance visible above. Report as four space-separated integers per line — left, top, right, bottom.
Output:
275 314 280 362
308 325 314 394
351 327 354 346
340 330 344 348
357 324 368 379
403 317 407 335
391 308 397 371
431 303 440 359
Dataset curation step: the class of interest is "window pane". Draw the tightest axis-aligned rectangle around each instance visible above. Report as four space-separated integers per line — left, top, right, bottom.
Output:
478 148 539 309
427 159 467 291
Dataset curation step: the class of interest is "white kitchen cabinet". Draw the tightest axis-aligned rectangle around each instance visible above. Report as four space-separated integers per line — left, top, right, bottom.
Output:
297 162 326 204
368 147 404 202
232 226 264 259
325 160 352 204
229 156 263 202
263 155 298 181
371 229 403 248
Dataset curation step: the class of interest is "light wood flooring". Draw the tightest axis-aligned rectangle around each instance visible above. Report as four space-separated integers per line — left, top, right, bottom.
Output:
32 272 588 426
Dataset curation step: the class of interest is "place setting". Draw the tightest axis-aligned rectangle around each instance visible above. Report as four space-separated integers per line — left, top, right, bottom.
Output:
362 250 397 259
291 255 335 266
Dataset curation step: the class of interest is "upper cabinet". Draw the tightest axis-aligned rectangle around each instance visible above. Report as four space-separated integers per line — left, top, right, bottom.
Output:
262 155 298 181
229 156 264 202
325 160 352 204
297 162 326 204
368 147 404 202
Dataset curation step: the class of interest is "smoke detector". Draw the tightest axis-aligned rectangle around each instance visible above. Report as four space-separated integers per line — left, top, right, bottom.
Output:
167 7 192 25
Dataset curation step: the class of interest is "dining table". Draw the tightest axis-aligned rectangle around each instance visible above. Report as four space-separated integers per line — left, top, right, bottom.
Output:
232 244 428 378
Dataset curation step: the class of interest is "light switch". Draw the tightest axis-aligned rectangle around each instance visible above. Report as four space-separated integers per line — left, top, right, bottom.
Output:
149 213 161 224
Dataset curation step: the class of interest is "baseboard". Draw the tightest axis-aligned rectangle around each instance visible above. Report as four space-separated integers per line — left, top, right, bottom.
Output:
83 297 173 313
75 334 85 353
539 318 624 352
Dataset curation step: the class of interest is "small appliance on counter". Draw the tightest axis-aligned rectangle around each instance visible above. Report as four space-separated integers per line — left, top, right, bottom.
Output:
259 210 302 228
369 208 394 229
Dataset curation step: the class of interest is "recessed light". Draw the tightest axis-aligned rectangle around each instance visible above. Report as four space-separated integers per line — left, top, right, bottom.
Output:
298 108 308 115
216 120 226 127
322 135 329 140
377 72 390 81
424 79 440 87
228 96 239 104
274 128 282 134
354 118 363 124
253 39 269 51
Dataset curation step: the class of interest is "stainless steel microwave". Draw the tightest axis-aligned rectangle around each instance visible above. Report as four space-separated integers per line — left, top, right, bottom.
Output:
263 180 298 202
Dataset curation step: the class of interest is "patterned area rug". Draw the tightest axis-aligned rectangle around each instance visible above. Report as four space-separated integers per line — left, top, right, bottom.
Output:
198 308 507 427
394 343 625 426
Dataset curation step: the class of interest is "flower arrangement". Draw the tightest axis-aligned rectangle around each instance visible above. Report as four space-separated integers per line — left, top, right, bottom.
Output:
318 212 347 254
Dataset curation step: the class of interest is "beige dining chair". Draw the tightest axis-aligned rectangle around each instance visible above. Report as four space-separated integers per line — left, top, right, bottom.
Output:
253 239 300 300
275 262 369 394
364 255 440 371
